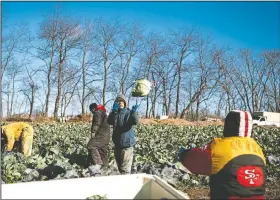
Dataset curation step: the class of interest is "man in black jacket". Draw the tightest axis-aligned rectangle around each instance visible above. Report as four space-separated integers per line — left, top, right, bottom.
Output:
87 103 110 176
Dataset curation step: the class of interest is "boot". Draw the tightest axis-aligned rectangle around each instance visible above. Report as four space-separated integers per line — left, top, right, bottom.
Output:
88 164 102 176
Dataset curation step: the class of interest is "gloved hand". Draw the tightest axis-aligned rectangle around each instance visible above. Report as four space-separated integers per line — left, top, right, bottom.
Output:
177 143 197 162
131 104 139 112
112 102 119 112
177 146 188 162
189 143 196 149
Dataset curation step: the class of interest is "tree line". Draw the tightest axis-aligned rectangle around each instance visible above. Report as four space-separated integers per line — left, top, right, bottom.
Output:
2 8 280 121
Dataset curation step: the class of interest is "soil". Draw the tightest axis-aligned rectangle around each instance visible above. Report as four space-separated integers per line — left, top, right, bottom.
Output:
184 187 210 199
184 183 280 199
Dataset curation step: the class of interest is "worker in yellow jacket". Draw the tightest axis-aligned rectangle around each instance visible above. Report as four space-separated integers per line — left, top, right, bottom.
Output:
1 122 34 156
178 110 266 200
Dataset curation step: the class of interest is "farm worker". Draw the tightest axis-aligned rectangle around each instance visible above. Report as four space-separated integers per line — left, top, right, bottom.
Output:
107 94 139 174
87 103 110 176
1 122 34 156
178 110 266 200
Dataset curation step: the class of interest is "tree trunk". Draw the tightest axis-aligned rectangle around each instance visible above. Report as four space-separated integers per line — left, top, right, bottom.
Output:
102 58 107 105
175 64 181 118
81 50 87 116
196 99 200 121
29 87 35 119
145 95 149 118
162 78 168 115
121 80 125 95
54 57 63 120
45 63 52 117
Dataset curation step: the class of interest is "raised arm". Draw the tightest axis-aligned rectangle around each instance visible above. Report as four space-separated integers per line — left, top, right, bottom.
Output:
179 141 212 176
127 105 139 126
128 111 139 126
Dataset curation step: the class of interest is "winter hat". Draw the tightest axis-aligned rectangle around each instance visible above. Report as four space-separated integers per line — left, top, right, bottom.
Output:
89 103 97 111
223 110 253 138
115 94 127 107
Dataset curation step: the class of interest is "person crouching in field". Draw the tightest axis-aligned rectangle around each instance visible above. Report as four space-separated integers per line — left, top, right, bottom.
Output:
178 110 266 200
87 103 110 176
1 122 34 156
107 94 139 175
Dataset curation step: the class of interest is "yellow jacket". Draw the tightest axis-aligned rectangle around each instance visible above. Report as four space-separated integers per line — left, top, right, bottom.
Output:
1 122 34 156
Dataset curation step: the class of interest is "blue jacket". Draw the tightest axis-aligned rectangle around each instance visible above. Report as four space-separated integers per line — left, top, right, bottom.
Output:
107 103 139 148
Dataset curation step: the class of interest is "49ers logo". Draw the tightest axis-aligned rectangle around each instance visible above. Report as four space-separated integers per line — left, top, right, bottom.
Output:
237 166 264 187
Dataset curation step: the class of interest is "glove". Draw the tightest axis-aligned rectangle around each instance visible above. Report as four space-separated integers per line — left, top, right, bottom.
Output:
189 143 196 149
131 104 139 112
177 146 187 161
177 143 197 162
112 102 119 112
178 145 196 162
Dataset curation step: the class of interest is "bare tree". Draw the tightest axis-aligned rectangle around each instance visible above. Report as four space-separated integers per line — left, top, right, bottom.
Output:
94 18 123 106
223 50 267 114
2 23 29 116
76 20 102 115
31 10 61 117
115 23 144 97
60 72 80 117
136 32 168 118
4 66 23 116
21 67 40 119
2 23 29 80
169 27 198 118
46 11 82 119
263 51 280 112
180 35 222 119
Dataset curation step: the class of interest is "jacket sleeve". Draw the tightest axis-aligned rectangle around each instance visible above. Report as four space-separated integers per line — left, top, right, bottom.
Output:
91 111 103 138
128 111 139 126
107 111 116 125
181 141 212 176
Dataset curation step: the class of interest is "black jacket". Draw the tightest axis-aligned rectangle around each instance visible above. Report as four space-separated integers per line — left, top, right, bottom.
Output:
88 109 110 147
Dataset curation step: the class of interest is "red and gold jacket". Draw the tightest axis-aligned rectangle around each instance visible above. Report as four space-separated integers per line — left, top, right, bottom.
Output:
181 110 266 200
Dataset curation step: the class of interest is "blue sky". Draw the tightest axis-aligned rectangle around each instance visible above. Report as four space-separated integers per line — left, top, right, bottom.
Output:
2 1 280 53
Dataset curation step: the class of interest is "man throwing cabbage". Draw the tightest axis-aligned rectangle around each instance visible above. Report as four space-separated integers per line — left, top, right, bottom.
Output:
107 94 139 174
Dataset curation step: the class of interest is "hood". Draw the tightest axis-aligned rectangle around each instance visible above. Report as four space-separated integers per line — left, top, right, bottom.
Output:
96 104 106 112
223 110 252 138
115 94 127 108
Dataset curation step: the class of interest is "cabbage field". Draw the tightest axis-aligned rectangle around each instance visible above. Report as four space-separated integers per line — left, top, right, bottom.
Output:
1 123 280 198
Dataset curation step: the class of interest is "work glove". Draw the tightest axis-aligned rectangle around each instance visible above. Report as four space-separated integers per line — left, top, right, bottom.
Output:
189 143 196 149
112 102 119 112
131 104 139 112
177 146 188 162
177 144 196 162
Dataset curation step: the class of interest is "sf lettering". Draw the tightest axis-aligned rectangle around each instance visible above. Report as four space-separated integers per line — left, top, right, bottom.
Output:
244 169 259 184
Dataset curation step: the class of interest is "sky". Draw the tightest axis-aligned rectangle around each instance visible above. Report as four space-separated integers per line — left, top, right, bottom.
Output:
1 1 280 116
2 1 280 53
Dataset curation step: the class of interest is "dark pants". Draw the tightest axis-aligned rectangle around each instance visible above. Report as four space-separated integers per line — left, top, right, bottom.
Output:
1 135 7 153
114 146 134 174
87 139 109 167
1 136 20 153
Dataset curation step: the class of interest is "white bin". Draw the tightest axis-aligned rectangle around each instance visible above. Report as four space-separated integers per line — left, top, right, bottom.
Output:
1 173 189 199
